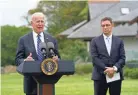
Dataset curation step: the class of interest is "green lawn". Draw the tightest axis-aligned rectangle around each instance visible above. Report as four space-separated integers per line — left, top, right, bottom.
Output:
1 73 138 95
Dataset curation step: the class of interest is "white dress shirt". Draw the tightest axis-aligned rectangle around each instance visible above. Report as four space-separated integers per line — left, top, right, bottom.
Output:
33 31 45 54
103 34 118 71
103 34 112 56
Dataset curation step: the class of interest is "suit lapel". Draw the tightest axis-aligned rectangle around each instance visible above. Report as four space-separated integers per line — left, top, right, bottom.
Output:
43 32 49 43
100 35 109 57
28 32 38 59
43 32 51 54
110 35 115 57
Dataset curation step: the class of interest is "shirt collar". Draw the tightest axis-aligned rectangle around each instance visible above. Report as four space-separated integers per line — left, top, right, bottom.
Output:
33 31 44 37
103 33 112 40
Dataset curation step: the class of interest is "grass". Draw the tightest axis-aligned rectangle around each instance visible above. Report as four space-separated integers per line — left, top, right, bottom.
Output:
1 73 138 95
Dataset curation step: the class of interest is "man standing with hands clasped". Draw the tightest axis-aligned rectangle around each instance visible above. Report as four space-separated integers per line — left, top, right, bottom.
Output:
90 17 126 95
15 12 60 95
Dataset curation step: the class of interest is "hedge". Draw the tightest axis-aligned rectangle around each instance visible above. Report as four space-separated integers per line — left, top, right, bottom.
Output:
75 63 138 79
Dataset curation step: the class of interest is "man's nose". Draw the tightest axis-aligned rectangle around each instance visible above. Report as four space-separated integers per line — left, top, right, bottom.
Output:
104 26 107 28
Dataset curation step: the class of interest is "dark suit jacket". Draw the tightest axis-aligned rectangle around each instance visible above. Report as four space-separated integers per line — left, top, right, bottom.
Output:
15 31 60 94
90 34 125 80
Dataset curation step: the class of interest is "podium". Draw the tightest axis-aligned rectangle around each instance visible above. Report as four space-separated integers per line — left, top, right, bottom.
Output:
17 60 75 95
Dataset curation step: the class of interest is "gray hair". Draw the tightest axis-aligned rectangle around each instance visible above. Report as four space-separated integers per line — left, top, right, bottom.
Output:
31 12 46 22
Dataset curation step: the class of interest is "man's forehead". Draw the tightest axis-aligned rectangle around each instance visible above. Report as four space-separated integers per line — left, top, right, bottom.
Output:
33 15 44 18
33 16 45 21
101 20 111 24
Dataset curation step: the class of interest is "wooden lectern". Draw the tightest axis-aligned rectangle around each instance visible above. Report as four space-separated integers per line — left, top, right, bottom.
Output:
17 60 74 95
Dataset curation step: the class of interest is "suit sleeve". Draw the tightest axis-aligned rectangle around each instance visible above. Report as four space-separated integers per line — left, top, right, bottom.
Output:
15 38 25 66
114 40 126 72
90 38 106 70
54 39 61 59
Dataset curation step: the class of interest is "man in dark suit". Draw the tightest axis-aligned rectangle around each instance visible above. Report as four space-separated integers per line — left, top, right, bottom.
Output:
15 12 60 95
90 17 126 95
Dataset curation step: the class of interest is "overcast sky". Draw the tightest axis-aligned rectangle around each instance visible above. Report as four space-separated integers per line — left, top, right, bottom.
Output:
1 0 137 27
0 0 40 26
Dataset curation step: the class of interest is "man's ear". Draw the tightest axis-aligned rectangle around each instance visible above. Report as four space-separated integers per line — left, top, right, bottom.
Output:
30 21 33 25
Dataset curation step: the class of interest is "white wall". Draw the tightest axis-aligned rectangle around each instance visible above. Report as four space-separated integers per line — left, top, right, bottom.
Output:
121 36 138 61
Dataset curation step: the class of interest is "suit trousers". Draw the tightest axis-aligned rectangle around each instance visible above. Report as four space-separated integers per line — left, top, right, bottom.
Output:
94 74 122 95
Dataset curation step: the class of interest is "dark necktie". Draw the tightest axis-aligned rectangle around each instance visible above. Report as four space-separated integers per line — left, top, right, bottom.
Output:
37 34 43 61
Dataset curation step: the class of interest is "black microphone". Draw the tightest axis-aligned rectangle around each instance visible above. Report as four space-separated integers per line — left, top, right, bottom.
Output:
47 42 56 58
39 42 47 58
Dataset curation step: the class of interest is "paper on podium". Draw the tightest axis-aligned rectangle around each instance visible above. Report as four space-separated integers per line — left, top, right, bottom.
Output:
106 72 120 83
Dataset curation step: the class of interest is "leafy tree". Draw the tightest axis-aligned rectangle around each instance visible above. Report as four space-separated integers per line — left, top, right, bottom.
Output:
1 25 31 66
28 1 88 35
1 1 89 67
26 1 89 62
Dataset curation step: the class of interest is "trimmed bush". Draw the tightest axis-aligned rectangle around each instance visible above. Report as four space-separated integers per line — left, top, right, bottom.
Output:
124 67 138 79
75 63 138 79
75 63 92 75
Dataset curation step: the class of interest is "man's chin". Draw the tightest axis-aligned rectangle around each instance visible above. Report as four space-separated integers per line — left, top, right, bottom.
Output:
38 30 44 33
103 32 108 34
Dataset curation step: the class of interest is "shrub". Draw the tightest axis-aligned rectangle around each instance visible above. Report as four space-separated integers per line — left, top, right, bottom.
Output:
75 63 138 79
75 63 92 75
124 67 138 79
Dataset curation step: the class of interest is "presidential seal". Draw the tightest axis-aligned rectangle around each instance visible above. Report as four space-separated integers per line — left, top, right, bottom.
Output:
41 58 58 75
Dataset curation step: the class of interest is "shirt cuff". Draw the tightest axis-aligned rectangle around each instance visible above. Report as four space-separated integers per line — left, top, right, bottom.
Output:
113 66 118 72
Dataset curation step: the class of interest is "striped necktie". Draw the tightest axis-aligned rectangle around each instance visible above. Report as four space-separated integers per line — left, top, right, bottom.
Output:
37 34 43 61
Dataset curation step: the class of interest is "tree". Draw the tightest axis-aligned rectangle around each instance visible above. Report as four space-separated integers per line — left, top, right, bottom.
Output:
26 1 89 62
1 25 31 66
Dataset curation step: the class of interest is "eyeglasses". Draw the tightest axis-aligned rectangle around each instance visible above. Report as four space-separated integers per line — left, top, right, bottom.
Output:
101 24 111 27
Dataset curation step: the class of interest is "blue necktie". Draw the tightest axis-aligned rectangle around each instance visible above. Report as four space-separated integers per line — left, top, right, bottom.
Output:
37 34 43 61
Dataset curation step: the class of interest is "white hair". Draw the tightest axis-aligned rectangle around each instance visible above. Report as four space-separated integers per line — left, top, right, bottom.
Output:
30 12 46 22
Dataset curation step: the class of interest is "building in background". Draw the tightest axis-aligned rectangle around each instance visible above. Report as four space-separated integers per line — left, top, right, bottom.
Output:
60 1 138 61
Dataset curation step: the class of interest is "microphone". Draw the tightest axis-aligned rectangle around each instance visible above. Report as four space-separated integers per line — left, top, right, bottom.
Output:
47 42 56 58
39 42 47 58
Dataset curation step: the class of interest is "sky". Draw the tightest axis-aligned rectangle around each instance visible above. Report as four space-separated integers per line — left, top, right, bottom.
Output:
1 0 136 27
0 0 40 26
